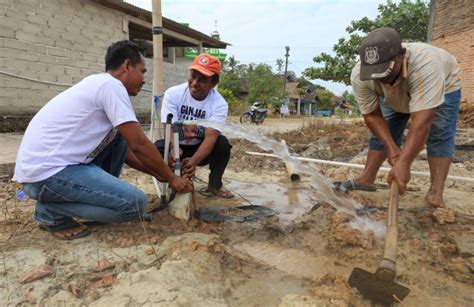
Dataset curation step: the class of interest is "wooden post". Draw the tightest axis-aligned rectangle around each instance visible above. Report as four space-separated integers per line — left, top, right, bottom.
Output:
150 0 165 197
151 0 164 140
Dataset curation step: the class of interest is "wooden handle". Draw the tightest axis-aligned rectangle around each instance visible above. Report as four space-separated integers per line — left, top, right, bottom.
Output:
376 182 399 281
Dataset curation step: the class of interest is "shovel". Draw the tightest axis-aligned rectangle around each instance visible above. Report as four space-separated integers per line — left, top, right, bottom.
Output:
348 182 410 305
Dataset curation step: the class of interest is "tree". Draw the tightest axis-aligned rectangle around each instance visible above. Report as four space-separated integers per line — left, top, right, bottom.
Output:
247 63 286 106
276 58 284 73
224 55 239 73
304 0 430 85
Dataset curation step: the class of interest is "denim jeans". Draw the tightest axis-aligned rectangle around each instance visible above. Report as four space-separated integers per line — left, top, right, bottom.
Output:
23 133 147 226
369 90 461 158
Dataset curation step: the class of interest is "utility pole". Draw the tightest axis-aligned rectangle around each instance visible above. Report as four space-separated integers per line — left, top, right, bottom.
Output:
283 46 290 90
151 0 164 140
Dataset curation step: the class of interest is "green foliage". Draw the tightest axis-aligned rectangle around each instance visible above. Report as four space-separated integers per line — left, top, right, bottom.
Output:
217 87 242 115
316 90 335 110
247 63 286 107
304 0 430 85
219 71 242 98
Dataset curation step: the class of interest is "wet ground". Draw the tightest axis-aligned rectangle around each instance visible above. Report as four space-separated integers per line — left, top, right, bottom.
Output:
1 119 473 306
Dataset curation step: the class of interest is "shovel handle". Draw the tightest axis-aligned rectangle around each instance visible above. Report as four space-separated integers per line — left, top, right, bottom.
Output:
376 182 399 281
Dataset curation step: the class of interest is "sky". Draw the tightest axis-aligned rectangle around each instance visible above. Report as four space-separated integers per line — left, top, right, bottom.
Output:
125 0 384 95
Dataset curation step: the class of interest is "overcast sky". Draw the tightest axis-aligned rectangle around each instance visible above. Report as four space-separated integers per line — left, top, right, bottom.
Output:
125 0 383 95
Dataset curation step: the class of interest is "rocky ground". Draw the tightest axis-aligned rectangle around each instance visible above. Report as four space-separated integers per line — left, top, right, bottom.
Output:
1 117 473 306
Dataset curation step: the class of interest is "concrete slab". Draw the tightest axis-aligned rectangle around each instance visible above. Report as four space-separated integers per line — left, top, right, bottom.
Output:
0 133 22 177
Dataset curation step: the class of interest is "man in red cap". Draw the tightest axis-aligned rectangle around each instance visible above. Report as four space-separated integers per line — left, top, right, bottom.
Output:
156 53 234 198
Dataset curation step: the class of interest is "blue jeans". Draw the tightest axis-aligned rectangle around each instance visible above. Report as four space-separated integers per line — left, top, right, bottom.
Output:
369 90 461 158
23 134 147 226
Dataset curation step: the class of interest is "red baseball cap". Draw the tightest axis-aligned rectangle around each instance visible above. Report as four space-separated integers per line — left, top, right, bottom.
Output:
189 53 221 76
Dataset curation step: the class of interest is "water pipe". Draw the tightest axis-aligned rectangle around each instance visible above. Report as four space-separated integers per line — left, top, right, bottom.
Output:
245 151 474 184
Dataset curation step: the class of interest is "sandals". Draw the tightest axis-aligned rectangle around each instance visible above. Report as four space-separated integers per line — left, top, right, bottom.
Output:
333 179 377 193
199 186 235 198
39 220 91 240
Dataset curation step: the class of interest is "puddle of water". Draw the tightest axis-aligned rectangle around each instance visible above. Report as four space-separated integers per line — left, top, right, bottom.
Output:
196 120 386 239
226 180 314 223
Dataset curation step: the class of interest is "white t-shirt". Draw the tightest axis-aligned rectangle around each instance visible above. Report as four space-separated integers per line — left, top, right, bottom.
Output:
351 42 461 114
160 83 228 145
13 73 138 183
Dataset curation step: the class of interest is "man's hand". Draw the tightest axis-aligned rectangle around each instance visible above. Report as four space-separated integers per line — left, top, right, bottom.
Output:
169 175 193 193
387 146 402 166
182 158 197 179
388 161 411 194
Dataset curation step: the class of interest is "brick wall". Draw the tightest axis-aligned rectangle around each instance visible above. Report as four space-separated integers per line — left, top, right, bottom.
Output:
430 0 474 103
0 0 190 117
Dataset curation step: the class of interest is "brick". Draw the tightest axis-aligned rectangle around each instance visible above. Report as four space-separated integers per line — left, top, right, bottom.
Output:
39 37 55 47
7 78 30 89
65 66 81 76
27 14 48 25
0 0 13 7
46 46 66 57
15 31 38 43
88 62 104 72
19 52 40 62
27 62 48 72
47 65 66 75
0 16 22 31
0 27 14 38
55 39 73 50
4 38 33 51
5 8 26 20
22 23 43 35
8 59 27 71
38 72 57 83
56 74 74 85
0 88 18 98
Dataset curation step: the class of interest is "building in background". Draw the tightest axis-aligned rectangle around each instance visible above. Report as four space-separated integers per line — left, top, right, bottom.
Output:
429 0 473 103
0 0 229 121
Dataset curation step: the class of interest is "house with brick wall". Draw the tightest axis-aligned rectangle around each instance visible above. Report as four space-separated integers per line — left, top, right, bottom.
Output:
429 0 473 103
0 0 229 119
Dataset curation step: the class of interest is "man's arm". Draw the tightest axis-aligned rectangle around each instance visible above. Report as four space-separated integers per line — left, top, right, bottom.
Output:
388 108 436 193
117 121 191 192
363 107 401 165
124 148 154 176
190 127 220 165
181 127 220 177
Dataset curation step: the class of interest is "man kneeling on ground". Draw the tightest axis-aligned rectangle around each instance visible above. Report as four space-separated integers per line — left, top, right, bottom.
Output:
155 53 234 198
13 40 192 240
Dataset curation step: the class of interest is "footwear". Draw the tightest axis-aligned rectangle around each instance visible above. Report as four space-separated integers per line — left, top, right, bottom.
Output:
333 179 377 193
39 220 91 240
199 186 234 198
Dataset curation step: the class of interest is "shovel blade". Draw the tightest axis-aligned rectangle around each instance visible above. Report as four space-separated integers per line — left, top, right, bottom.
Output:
348 268 410 305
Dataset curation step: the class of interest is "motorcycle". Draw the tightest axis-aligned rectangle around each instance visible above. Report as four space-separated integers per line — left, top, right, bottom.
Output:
240 102 268 125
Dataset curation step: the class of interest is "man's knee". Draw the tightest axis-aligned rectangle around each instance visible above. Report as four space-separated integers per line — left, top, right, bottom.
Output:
118 189 148 221
214 135 232 154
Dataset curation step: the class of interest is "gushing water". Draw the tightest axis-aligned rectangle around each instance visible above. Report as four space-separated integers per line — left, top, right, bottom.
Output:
197 120 386 239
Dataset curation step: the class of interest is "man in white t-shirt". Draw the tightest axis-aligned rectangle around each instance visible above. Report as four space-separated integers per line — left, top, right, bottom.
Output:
13 40 192 240
336 28 461 208
156 54 234 198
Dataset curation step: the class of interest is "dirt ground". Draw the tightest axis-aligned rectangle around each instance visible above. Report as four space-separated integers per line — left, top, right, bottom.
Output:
1 117 473 306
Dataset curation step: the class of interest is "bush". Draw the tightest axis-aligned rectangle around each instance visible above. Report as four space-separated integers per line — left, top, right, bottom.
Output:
218 87 244 115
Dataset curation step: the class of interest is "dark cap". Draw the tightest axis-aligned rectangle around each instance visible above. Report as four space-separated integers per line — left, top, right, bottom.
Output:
359 27 402 81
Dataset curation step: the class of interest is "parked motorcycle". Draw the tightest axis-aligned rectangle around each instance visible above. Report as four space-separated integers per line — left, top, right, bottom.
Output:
240 102 268 125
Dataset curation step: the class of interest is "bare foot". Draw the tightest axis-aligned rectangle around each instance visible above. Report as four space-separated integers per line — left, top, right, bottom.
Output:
425 193 446 208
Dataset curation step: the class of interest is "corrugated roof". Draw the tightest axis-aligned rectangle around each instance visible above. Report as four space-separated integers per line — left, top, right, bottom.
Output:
95 0 229 48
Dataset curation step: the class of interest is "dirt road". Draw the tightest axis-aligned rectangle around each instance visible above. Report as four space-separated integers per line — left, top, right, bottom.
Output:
1 119 473 306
